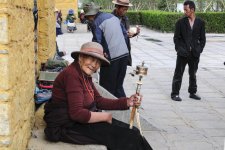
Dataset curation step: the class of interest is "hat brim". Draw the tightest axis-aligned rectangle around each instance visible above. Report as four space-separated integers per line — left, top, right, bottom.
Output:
71 51 110 66
84 12 97 16
84 6 100 16
112 1 133 7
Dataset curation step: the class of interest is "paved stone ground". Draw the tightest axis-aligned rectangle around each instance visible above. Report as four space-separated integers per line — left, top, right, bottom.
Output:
124 28 225 150
28 23 225 150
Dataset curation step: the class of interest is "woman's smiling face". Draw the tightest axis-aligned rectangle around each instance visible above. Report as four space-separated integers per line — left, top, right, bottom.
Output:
79 54 101 75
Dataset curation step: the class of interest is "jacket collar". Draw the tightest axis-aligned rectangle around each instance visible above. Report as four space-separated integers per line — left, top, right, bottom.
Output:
184 16 197 31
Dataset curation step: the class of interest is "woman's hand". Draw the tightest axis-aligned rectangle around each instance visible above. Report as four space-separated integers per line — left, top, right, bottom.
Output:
103 112 112 124
88 112 112 124
127 94 142 107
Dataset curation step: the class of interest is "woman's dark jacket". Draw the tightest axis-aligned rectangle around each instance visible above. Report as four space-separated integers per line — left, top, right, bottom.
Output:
174 16 206 58
43 62 128 141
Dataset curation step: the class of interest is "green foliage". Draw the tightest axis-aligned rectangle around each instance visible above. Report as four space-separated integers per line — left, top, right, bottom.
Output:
157 0 167 11
102 9 225 33
126 11 141 25
128 11 225 33
139 11 182 32
82 0 225 12
101 10 141 25
196 12 225 33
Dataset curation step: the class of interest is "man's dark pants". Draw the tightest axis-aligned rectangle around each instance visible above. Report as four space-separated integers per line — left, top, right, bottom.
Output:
171 54 200 97
100 56 128 98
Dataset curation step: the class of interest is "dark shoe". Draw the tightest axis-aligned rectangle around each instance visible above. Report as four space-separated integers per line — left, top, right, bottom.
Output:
171 95 182 101
189 94 201 100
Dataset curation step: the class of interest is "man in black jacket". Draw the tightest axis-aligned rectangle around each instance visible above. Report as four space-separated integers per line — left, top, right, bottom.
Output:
171 0 206 101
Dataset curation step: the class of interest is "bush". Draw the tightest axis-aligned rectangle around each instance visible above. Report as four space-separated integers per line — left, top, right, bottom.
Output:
140 11 182 32
125 11 141 25
102 10 225 33
196 12 225 33
102 10 141 25
132 11 225 33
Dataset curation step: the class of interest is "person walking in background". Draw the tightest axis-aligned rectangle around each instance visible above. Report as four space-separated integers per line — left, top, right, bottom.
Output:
66 9 76 23
171 0 206 101
44 42 153 150
83 2 129 98
57 10 63 26
55 8 63 36
65 9 77 32
112 0 140 66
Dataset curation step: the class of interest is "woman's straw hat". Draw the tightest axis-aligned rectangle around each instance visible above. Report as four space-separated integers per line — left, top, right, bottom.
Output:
71 42 110 66
112 0 133 7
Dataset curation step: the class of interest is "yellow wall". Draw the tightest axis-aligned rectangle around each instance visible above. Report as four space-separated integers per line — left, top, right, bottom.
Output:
0 0 56 149
0 0 35 149
37 0 56 69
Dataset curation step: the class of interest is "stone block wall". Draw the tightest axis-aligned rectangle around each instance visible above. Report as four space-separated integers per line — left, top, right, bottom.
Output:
37 0 56 68
0 0 35 149
55 0 78 22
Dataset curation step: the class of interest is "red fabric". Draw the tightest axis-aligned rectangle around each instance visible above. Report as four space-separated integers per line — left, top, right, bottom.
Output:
52 62 128 123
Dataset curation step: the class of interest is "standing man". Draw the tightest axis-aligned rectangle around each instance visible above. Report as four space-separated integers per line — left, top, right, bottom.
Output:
171 0 206 101
112 0 140 66
83 2 129 98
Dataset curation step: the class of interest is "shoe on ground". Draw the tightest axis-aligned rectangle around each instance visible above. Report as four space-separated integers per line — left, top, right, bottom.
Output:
171 95 182 101
189 93 201 100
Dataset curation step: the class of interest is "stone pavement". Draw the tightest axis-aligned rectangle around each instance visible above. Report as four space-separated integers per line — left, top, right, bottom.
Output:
28 23 225 150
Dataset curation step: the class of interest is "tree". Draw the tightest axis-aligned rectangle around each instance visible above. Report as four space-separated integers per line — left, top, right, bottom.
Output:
80 0 225 12
157 0 178 11
203 0 225 12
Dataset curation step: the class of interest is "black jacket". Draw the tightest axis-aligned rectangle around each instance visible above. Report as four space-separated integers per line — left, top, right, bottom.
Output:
174 16 206 58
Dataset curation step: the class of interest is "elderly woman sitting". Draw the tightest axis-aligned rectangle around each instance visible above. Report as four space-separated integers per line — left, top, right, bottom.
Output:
43 42 152 150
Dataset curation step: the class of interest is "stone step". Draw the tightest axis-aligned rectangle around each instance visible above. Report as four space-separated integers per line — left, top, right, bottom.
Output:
28 129 107 150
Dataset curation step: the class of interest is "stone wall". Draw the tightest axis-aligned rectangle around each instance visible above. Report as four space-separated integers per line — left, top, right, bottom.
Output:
0 0 35 149
55 0 78 22
0 0 56 149
37 0 56 68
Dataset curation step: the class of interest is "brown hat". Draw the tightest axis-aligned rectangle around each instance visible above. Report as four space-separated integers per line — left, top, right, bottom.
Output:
112 0 133 7
71 42 110 66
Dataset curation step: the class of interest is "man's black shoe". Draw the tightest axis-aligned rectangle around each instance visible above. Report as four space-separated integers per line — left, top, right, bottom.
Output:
171 95 182 101
189 94 201 100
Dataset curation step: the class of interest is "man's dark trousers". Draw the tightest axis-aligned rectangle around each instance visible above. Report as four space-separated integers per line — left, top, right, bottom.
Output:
171 54 199 97
100 56 128 98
